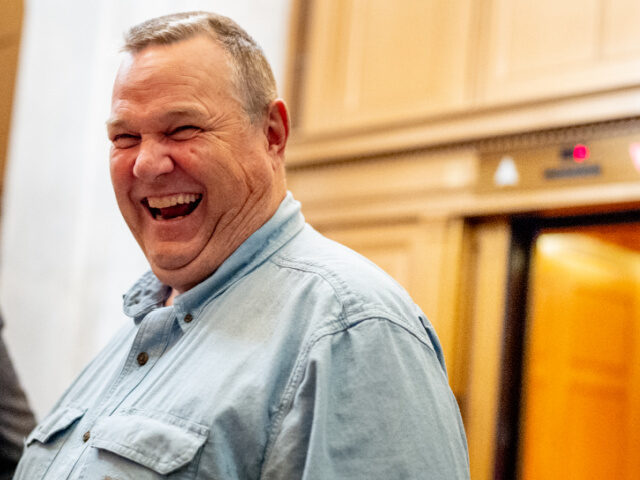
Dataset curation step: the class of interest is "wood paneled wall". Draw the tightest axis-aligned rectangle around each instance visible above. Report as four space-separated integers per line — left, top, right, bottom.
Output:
286 0 640 165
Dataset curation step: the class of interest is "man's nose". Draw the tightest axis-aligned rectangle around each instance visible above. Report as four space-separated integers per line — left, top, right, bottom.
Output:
132 137 174 180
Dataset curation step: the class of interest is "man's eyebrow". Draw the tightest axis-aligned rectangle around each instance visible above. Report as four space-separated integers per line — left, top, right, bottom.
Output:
159 108 208 123
106 108 208 131
105 117 126 131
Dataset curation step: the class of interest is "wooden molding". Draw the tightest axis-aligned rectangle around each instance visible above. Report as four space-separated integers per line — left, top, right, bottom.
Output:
286 86 640 167
294 179 640 228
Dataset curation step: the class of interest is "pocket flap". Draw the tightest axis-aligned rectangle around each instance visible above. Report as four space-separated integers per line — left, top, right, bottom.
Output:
27 405 86 445
91 412 209 475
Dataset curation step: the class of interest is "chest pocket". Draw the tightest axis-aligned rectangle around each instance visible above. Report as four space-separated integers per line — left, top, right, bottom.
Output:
83 410 209 478
27 405 86 445
15 405 86 479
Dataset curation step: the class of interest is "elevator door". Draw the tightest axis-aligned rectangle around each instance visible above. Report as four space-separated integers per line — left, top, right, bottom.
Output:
520 222 640 479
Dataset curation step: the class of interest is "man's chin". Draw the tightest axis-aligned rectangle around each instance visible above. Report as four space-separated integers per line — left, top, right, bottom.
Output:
144 238 237 293
146 251 196 287
147 249 194 271
148 254 218 294
150 265 204 295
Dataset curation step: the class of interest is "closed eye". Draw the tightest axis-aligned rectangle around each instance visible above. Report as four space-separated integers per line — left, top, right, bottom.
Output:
111 133 140 149
168 125 200 141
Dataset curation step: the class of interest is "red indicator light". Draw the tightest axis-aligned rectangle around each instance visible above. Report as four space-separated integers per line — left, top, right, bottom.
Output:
573 144 589 162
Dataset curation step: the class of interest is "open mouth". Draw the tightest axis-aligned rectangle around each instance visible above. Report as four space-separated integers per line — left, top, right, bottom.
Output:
142 193 202 220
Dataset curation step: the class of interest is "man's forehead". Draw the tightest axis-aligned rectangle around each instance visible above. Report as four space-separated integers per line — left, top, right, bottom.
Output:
117 35 228 74
111 37 235 100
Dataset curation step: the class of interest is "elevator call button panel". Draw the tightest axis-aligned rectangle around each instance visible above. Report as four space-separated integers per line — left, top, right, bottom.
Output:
478 133 640 193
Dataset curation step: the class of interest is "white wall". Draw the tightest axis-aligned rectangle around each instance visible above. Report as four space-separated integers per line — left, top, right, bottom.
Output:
0 0 291 419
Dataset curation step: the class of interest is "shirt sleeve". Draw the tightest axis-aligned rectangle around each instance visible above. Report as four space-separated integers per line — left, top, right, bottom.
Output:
261 317 470 480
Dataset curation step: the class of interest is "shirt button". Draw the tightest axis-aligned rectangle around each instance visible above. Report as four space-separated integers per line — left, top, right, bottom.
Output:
184 313 193 323
82 431 90 442
137 352 149 366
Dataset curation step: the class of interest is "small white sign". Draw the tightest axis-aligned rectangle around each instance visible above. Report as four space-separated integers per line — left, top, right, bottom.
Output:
494 156 520 187
629 143 640 173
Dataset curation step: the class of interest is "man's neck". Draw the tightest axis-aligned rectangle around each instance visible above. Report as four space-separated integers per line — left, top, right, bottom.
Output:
165 288 178 306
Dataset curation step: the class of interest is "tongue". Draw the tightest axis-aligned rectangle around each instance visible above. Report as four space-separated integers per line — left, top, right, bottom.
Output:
159 203 194 220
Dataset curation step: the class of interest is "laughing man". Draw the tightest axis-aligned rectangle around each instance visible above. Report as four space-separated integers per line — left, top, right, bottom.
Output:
15 11 470 479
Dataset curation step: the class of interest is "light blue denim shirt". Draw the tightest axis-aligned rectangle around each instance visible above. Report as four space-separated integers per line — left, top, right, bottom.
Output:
15 193 469 479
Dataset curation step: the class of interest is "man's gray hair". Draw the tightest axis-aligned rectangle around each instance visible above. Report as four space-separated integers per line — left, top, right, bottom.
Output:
123 11 278 122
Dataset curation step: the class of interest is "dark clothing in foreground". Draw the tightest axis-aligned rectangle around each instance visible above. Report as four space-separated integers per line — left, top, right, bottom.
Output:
0 314 36 480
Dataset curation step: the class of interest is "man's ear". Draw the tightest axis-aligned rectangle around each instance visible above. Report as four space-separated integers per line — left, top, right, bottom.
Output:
264 99 289 158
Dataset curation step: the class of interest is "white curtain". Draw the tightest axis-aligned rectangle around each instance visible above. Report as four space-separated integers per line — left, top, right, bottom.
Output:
0 0 291 419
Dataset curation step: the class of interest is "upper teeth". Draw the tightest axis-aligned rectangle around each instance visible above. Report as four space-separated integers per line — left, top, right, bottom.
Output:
147 193 200 209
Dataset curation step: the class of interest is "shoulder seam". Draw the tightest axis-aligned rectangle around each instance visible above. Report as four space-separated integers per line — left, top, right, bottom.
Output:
270 253 386 322
268 254 361 329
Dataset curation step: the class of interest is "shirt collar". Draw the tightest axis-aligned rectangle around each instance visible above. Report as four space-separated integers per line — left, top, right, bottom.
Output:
122 192 305 326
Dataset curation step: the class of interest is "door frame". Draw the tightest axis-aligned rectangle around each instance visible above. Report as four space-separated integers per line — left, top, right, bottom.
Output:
495 208 640 479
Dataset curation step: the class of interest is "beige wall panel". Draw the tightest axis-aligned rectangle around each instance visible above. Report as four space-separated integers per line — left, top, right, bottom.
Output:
479 0 640 105
602 0 640 58
299 0 473 135
502 0 599 74
300 0 348 131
